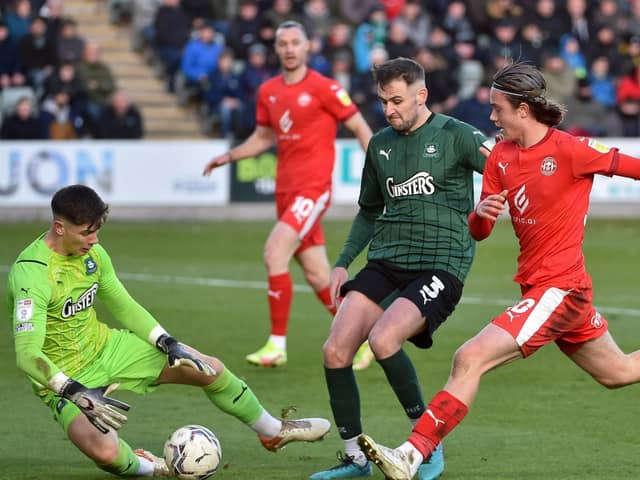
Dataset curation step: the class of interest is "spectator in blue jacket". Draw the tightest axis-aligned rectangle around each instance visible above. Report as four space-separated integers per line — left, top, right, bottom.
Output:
180 22 223 99
5 0 32 43
589 56 617 109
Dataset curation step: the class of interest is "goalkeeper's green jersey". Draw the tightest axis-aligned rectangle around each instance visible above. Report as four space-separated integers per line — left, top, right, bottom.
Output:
336 113 488 282
7 234 161 389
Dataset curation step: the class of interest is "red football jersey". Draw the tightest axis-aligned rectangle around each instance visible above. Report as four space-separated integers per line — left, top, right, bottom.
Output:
256 69 358 193
481 129 619 288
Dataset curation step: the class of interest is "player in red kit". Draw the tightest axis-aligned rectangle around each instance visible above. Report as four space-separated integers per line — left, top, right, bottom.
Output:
357 60 640 479
202 21 372 368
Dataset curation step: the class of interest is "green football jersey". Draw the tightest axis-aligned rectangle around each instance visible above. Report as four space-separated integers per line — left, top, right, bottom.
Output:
7 235 161 388
336 113 488 282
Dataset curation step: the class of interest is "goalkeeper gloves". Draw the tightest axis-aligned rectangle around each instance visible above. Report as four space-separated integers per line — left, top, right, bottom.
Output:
61 380 130 434
156 334 216 376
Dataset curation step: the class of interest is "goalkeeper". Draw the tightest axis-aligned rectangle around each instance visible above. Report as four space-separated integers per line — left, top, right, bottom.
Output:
7 184 330 477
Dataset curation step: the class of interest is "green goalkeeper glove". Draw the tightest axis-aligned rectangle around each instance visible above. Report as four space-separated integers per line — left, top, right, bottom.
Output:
156 334 216 376
61 380 130 434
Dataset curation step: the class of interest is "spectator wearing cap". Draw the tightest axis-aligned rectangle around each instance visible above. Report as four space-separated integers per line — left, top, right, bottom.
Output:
180 21 223 99
0 96 46 139
0 21 26 89
227 0 260 61
97 90 144 139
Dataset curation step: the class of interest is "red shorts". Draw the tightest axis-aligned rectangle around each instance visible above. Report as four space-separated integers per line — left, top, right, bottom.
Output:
492 284 608 357
276 189 331 254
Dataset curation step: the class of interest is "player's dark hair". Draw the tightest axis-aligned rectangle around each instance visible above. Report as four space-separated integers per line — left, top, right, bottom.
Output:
492 60 566 127
372 57 425 88
51 184 109 229
275 20 308 40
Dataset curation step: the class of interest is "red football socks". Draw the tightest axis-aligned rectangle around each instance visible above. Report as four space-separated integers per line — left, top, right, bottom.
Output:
408 390 469 457
268 273 293 335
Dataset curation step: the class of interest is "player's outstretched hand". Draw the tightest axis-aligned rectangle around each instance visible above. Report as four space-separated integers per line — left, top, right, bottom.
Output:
156 334 216 376
329 267 349 309
202 152 232 176
62 380 130 434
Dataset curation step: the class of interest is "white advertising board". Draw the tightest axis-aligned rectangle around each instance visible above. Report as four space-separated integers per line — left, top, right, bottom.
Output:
0 141 229 206
332 138 640 206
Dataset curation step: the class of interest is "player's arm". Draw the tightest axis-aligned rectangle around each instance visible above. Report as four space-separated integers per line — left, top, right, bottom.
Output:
9 263 129 433
202 125 276 176
468 152 507 241
343 111 373 152
572 138 640 180
96 245 215 376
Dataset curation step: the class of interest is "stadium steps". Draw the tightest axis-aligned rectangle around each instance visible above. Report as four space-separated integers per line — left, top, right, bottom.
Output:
61 0 206 139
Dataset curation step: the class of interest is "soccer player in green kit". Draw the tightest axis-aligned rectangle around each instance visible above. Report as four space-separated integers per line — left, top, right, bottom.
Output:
310 57 492 480
7 184 330 477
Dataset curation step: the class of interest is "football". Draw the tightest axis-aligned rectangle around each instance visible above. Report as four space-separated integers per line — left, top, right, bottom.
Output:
163 425 222 480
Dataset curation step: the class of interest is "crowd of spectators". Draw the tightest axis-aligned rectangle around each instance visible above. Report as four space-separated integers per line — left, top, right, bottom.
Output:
108 0 640 139
4 0 640 140
0 0 144 140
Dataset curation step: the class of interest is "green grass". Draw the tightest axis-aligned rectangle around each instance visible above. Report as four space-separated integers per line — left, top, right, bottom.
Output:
1 219 639 480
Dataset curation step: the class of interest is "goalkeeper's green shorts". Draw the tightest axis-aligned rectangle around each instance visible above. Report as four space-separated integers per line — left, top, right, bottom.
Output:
37 329 167 432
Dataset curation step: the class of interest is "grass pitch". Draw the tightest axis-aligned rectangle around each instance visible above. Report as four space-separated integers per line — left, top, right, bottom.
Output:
1 219 639 480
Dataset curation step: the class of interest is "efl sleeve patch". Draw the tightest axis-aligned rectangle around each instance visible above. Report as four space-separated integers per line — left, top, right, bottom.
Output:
587 138 611 153
336 88 352 106
16 298 34 321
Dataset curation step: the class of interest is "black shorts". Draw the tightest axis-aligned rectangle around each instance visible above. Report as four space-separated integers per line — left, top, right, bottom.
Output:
340 260 463 349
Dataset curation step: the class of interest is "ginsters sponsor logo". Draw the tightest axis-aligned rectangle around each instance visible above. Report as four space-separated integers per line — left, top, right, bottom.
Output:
386 172 435 198
61 283 99 318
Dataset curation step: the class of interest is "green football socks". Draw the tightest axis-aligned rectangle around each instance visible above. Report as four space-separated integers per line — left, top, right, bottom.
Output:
378 349 425 420
204 367 264 425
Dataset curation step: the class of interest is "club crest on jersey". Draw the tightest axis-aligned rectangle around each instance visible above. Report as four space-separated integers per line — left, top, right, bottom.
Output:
423 144 438 157
386 172 435 197
85 256 97 275
61 282 99 318
540 156 557 176
297 92 311 107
